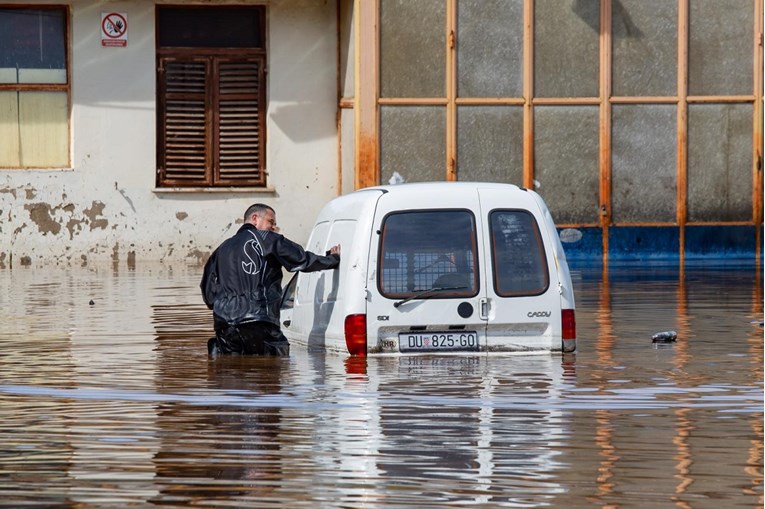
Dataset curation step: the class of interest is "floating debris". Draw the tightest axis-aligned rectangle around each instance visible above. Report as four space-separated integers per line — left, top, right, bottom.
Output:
89 299 95 306
652 330 677 343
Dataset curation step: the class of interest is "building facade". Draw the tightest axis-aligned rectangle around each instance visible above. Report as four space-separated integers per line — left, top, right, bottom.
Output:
1 0 762 266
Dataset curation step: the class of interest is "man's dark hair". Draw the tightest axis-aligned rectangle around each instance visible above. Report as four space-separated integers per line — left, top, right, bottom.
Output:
244 203 274 221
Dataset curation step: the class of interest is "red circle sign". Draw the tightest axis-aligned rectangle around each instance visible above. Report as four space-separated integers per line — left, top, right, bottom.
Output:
102 13 127 39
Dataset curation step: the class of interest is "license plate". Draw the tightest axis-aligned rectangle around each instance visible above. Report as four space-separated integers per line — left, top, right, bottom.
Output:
398 331 479 352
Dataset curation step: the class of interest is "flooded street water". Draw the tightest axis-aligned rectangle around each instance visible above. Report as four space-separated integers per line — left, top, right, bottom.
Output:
0 262 762 508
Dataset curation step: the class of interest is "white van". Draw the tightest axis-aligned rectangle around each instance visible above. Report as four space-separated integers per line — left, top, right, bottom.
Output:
280 182 576 356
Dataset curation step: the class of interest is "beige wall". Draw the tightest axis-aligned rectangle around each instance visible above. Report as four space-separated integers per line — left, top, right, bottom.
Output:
1 0 339 267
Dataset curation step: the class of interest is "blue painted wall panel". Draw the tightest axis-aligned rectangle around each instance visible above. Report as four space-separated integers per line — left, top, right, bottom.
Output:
608 226 681 260
556 225 759 261
684 225 758 260
557 227 602 261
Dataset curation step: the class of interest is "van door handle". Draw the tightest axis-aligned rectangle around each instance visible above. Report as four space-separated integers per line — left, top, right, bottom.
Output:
283 320 291 327
479 298 489 320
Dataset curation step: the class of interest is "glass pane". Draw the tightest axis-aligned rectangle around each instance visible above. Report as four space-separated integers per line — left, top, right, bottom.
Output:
688 103 753 222
339 0 355 99
18 69 66 84
280 274 297 310
0 68 16 84
534 0 599 98
457 106 523 184
158 6 265 48
457 0 523 98
0 8 66 83
380 106 446 183
534 106 600 224
380 0 445 98
340 108 355 193
612 0 677 97
0 91 21 166
612 105 676 223
688 0 753 96
490 211 549 296
18 91 68 167
379 210 478 296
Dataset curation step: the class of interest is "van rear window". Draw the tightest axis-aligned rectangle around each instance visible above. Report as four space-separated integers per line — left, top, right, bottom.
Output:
489 210 549 296
378 210 478 298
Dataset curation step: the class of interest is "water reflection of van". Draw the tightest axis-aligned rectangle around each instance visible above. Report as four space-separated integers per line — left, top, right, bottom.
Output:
286 350 570 506
280 182 576 356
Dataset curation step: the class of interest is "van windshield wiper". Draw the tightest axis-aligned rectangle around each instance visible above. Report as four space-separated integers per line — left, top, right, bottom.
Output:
393 286 467 308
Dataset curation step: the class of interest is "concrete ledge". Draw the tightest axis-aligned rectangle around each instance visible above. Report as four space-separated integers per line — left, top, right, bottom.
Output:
152 187 276 194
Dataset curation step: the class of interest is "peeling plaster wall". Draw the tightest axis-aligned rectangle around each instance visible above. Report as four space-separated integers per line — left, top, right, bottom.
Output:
1 0 339 267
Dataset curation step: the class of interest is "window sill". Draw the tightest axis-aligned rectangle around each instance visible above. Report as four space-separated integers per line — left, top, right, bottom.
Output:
0 167 73 171
152 187 276 194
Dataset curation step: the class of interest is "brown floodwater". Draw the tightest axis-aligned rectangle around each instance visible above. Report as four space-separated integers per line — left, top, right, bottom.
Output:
0 262 762 508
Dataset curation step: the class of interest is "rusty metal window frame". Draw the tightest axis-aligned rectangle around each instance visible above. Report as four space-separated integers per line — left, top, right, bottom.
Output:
155 5 267 188
356 0 763 260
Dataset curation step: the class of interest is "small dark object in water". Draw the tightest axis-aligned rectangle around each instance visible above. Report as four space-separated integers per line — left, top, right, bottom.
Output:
89 299 95 306
652 330 677 343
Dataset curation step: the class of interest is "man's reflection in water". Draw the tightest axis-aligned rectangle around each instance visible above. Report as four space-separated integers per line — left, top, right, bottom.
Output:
151 356 286 504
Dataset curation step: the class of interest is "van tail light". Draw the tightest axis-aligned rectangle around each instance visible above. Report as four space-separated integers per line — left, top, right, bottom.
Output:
562 309 576 340
344 314 367 357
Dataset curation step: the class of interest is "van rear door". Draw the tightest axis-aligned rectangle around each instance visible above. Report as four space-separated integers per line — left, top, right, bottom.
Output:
476 188 562 352
366 189 486 354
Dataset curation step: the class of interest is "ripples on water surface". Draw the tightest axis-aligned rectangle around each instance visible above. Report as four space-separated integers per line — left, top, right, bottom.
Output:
0 262 761 508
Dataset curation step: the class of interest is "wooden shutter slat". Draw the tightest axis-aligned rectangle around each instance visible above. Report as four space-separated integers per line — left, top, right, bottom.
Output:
165 62 207 95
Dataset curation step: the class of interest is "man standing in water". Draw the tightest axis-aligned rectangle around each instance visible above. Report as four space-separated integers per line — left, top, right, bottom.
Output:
201 203 340 356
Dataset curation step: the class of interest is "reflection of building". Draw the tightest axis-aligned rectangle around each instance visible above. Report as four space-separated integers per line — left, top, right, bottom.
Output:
151 285 289 504
0 1 761 265
568 264 765 507
0 265 171 503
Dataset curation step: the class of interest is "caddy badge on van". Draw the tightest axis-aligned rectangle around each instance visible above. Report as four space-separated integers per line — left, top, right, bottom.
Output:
527 311 552 318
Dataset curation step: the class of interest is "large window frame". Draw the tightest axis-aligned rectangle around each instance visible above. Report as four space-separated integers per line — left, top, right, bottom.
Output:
346 0 763 258
0 5 70 169
155 5 267 188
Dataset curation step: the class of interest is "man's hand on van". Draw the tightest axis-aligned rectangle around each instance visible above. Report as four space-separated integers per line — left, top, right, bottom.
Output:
326 244 341 258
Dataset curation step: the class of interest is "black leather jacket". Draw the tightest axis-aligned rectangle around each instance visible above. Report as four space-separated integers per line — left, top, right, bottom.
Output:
201 223 339 327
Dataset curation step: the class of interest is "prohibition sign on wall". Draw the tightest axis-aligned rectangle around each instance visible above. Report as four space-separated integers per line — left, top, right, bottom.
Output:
101 12 128 47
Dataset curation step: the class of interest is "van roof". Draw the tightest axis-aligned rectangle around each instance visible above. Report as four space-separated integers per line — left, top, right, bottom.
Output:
316 181 539 223
363 181 527 195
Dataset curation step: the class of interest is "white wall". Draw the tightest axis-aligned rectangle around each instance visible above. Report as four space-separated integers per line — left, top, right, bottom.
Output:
0 0 339 267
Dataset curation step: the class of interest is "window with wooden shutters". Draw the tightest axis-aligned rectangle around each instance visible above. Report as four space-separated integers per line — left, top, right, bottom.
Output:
156 6 266 188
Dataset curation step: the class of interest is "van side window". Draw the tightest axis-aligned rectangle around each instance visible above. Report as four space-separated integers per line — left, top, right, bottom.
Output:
378 210 478 298
490 210 549 296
